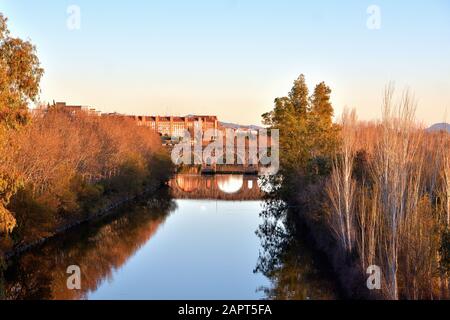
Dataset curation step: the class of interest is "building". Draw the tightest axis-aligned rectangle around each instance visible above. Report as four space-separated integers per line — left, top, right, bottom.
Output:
43 102 220 139
50 102 101 116
128 115 219 138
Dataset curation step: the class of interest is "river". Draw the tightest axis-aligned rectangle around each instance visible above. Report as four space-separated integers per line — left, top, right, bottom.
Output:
1 175 338 300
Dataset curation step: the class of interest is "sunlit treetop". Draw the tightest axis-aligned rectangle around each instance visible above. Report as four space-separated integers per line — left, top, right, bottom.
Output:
0 13 43 129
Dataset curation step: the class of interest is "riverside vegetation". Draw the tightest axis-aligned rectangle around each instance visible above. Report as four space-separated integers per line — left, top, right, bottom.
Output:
1 10 449 300
261 75 450 299
0 13 173 275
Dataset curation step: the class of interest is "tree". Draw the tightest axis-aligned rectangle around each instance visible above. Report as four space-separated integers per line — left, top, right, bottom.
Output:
0 14 43 128
310 82 333 122
262 76 310 200
289 74 309 117
262 74 338 201
309 82 338 158
0 13 43 235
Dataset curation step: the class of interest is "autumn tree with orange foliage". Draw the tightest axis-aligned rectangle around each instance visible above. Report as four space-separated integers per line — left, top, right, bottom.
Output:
0 14 43 236
4 106 173 248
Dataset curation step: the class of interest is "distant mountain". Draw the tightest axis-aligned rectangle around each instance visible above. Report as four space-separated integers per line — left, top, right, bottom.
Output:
427 123 450 133
219 121 264 131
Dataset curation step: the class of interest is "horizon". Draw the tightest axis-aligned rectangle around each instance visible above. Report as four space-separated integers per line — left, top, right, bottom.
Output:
2 0 450 125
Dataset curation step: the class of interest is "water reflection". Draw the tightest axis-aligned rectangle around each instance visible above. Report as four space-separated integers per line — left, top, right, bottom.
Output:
1 175 338 300
217 175 244 194
2 189 175 300
170 174 262 200
255 200 338 300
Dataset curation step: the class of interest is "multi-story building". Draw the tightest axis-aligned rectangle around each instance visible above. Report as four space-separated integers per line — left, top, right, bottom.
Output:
128 115 219 138
44 102 220 139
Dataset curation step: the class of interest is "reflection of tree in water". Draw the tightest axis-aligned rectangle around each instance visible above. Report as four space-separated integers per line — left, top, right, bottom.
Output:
255 199 337 300
1 188 176 300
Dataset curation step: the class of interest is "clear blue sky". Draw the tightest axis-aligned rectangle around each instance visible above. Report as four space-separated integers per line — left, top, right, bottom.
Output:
1 0 450 125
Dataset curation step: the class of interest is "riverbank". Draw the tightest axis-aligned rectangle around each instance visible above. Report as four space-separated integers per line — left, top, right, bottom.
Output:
0 105 177 263
3 183 168 260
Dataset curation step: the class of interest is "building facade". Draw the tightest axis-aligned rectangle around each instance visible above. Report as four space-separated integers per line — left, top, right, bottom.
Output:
127 115 219 138
40 103 218 139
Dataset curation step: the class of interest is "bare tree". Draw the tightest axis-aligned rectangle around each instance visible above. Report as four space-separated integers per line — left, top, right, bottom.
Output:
327 108 358 253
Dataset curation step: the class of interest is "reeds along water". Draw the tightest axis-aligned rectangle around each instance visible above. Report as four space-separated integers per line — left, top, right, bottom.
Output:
326 87 450 299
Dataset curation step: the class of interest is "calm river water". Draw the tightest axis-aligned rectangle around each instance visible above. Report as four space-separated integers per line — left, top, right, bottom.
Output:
2 175 338 300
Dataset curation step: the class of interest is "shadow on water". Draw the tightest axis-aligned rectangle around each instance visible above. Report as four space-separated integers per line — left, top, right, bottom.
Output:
0 188 176 300
254 199 339 300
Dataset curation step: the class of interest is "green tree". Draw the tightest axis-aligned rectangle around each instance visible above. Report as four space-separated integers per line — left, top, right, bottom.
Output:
262 75 310 177
289 74 309 116
0 13 43 235
308 82 339 165
262 74 338 200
